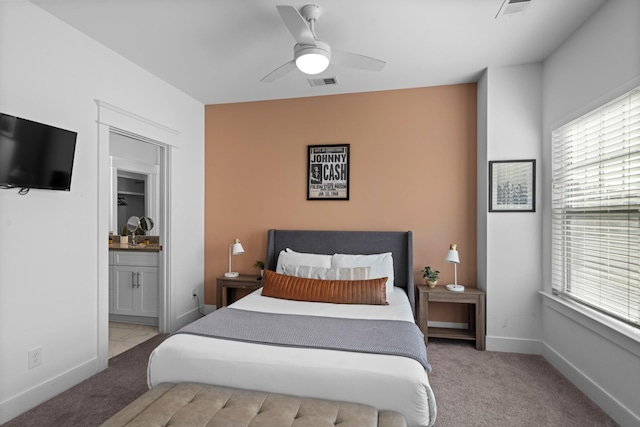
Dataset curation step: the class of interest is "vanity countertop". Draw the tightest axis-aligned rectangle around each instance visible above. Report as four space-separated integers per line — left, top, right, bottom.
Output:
109 243 162 252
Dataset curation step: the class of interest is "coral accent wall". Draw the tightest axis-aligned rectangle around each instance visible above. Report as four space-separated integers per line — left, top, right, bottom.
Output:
205 84 477 323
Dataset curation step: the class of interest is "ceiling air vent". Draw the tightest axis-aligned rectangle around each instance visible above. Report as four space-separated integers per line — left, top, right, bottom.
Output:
496 0 532 18
308 77 338 87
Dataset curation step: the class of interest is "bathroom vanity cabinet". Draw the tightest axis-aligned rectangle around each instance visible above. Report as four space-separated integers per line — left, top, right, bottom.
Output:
109 250 159 320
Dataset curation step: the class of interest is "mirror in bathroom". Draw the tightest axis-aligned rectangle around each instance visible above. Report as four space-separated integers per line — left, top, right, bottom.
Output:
127 216 141 234
116 172 146 235
127 215 155 245
110 132 160 238
140 216 155 233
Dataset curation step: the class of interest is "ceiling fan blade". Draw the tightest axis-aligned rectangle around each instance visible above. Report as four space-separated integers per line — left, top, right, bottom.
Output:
332 51 386 72
260 60 297 82
276 5 316 46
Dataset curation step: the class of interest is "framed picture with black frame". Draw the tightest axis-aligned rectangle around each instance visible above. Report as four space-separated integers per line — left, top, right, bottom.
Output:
307 144 350 200
489 159 536 212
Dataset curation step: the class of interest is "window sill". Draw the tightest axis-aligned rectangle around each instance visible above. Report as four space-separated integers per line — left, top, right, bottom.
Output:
540 291 640 357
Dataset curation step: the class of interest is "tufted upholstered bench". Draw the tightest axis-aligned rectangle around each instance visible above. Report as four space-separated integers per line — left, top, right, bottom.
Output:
101 382 407 427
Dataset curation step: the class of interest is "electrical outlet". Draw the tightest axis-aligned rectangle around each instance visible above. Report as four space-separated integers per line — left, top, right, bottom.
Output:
191 288 196 299
28 347 42 369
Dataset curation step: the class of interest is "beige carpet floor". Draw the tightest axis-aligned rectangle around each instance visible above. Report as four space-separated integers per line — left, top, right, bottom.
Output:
2 336 620 426
427 339 619 427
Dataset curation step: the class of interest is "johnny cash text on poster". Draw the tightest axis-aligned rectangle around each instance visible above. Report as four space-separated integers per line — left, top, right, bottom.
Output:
308 145 349 199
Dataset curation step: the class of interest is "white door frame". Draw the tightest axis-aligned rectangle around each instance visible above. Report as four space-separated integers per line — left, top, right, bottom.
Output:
96 100 178 370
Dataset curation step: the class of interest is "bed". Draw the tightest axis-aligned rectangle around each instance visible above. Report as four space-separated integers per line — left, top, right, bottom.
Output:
147 229 437 427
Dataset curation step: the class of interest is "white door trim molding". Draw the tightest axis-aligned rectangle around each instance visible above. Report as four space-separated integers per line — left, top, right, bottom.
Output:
96 100 176 371
96 100 180 145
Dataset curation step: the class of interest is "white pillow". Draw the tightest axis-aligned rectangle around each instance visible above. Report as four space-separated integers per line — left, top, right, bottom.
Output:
281 264 370 280
331 252 394 293
330 266 371 280
275 249 332 274
280 264 330 279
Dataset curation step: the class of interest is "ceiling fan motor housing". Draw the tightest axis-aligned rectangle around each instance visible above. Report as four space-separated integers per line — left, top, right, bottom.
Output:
301 4 322 22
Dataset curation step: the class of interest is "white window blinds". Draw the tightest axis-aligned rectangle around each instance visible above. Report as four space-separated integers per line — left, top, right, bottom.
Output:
552 86 640 327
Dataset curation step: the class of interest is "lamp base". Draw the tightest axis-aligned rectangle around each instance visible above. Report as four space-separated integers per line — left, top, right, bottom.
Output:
224 272 239 278
446 284 465 292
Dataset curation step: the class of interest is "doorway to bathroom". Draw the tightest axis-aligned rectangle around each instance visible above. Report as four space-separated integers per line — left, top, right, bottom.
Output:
108 131 165 358
96 99 177 370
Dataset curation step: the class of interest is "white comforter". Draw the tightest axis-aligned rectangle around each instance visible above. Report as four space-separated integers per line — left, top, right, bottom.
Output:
147 288 436 427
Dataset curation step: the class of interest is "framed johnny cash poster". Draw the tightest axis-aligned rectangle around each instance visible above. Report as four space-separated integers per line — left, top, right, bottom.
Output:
489 159 536 212
307 144 350 200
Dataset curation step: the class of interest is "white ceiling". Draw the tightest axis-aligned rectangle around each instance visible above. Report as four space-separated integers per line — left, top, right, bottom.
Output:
32 0 607 105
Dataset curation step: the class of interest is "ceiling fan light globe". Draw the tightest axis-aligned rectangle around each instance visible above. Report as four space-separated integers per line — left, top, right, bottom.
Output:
294 41 331 75
296 52 330 74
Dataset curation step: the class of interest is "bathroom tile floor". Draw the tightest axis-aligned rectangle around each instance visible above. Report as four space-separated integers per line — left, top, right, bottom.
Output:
109 322 159 358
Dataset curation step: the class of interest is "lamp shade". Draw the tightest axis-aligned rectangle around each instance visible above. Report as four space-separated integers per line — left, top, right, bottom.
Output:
231 239 244 255
445 243 460 264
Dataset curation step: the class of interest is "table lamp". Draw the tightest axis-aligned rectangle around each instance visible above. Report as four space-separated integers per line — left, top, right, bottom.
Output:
225 238 245 278
445 243 464 292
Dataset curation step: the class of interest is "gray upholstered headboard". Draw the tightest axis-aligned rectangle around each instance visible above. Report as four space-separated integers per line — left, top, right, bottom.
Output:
265 229 415 313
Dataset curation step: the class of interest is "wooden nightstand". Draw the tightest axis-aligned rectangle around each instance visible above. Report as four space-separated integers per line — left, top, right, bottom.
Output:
415 284 486 350
217 275 263 307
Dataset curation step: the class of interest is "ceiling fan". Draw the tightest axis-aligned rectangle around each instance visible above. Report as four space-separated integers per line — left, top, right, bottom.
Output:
261 4 386 82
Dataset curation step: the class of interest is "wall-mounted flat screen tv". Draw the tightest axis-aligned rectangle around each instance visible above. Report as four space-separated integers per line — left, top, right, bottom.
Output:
0 113 77 191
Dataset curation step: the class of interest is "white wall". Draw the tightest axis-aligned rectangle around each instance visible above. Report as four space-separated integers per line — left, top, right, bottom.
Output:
0 2 204 423
541 1 640 425
480 63 543 354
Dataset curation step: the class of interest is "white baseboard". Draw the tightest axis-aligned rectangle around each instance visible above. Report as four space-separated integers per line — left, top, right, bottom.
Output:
486 335 542 354
430 324 543 355
0 358 98 425
543 342 639 427
109 314 158 326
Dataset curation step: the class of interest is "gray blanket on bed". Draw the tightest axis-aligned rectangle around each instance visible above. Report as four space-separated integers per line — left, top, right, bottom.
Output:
176 307 431 372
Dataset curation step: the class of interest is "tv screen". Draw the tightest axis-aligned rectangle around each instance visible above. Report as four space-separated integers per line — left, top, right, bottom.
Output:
0 113 77 191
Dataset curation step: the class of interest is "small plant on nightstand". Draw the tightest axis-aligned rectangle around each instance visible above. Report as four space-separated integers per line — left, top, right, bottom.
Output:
422 266 440 288
254 260 265 278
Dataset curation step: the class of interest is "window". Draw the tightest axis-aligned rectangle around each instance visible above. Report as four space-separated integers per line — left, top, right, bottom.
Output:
552 86 640 328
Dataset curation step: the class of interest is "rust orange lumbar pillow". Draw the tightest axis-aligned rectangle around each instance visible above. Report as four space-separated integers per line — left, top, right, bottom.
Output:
262 269 388 305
